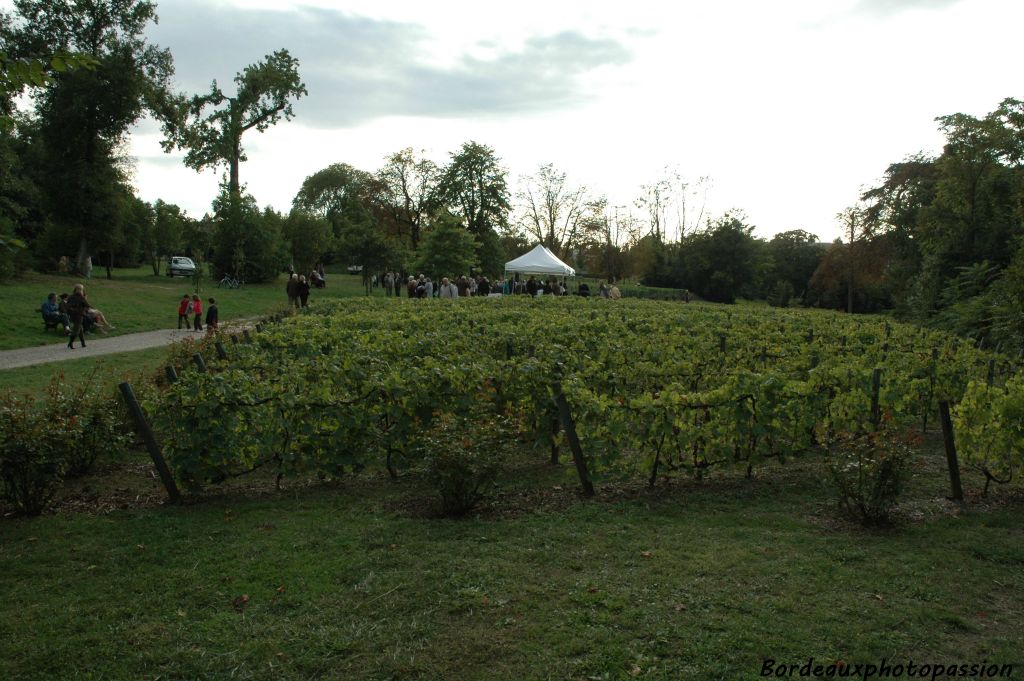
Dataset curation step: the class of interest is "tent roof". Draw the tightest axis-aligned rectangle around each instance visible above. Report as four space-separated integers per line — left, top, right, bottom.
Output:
504 244 575 277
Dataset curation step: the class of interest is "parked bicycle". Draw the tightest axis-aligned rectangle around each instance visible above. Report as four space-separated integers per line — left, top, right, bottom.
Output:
218 273 243 289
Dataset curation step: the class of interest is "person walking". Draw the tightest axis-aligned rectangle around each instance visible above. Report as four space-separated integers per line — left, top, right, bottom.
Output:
66 283 89 349
191 295 203 331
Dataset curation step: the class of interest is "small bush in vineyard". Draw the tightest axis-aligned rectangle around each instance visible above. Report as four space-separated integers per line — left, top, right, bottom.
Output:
828 431 912 526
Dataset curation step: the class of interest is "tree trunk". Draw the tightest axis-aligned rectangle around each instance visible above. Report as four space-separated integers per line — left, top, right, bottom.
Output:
230 154 240 198
75 237 90 276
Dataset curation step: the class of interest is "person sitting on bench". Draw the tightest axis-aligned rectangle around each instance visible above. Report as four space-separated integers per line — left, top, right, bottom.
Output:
42 292 71 333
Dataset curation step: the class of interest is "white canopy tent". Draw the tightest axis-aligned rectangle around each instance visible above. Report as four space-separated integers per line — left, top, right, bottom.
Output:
503 244 575 277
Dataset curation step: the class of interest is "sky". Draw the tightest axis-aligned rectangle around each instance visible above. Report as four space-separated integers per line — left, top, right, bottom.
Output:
8 0 1023 241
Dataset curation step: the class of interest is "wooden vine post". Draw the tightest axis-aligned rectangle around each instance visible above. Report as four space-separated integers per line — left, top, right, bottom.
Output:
870 368 882 430
938 400 964 502
551 381 594 497
118 382 180 503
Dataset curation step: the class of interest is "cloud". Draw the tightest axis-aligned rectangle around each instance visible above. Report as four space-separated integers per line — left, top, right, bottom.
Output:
849 0 964 18
148 2 631 128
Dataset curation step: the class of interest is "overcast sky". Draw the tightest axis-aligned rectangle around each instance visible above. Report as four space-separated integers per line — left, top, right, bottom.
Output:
10 0 1022 241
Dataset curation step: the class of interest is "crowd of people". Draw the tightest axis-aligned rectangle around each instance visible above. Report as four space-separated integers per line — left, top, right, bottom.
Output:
374 272 622 299
285 264 325 308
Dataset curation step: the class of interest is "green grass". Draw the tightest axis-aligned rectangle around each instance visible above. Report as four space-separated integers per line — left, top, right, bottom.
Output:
0 346 170 395
1 441 1020 680
0 266 382 352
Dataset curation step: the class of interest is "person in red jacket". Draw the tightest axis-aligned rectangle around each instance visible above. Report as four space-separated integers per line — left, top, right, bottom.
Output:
177 294 191 329
191 295 203 331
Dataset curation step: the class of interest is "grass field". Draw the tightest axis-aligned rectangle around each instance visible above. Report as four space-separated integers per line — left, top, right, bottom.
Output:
0 437 1020 680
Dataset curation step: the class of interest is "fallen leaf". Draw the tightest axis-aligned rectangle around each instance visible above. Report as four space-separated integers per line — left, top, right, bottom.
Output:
873 594 883 601
674 603 687 611
276 585 285 594
388 543 398 550
630 665 642 676
136 544 145 551
176 608 186 618
27 537 38 543
587 587 599 594
640 551 653 559
232 594 250 612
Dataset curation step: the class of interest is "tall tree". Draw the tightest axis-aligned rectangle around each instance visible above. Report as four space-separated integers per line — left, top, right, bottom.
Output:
161 49 306 198
140 199 187 275
5 0 173 273
373 148 439 250
766 229 823 303
292 163 374 241
415 212 479 280
437 141 510 273
282 209 333 276
516 163 590 259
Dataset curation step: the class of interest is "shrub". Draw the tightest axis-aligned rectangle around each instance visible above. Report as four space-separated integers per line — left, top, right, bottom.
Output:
0 392 69 515
0 377 134 514
828 432 912 526
422 413 511 517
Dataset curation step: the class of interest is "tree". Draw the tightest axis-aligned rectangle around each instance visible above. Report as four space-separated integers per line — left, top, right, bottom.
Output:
335 200 398 294
140 199 187 275
415 213 479 280
283 209 333 276
437 141 510 274
161 49 306 199
5 0 173 273
861 98 1024 327
767 229 824 304
676 212 765 303
635 168 711 242
209 188 287 282
292 163 374 242
516 163 590 259
373 148 439 250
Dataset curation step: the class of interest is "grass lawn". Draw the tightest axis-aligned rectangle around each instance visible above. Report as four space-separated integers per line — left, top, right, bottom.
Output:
0 346 170 395
0 266 382 352
0 437 1020 680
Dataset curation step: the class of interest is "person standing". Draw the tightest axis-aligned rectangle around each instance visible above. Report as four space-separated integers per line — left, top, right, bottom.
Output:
177 294 192 329
66 284 89 349
205 297 219 335
191 295 203 331
439 277 458 298
286 273 299 308
298 275 310 307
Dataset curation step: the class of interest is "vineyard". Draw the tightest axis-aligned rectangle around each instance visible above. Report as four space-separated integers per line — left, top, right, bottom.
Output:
4 297 1023 679
146 297 1022 507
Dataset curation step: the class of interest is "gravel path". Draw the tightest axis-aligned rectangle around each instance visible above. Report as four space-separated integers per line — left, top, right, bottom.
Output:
0 328 208 370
